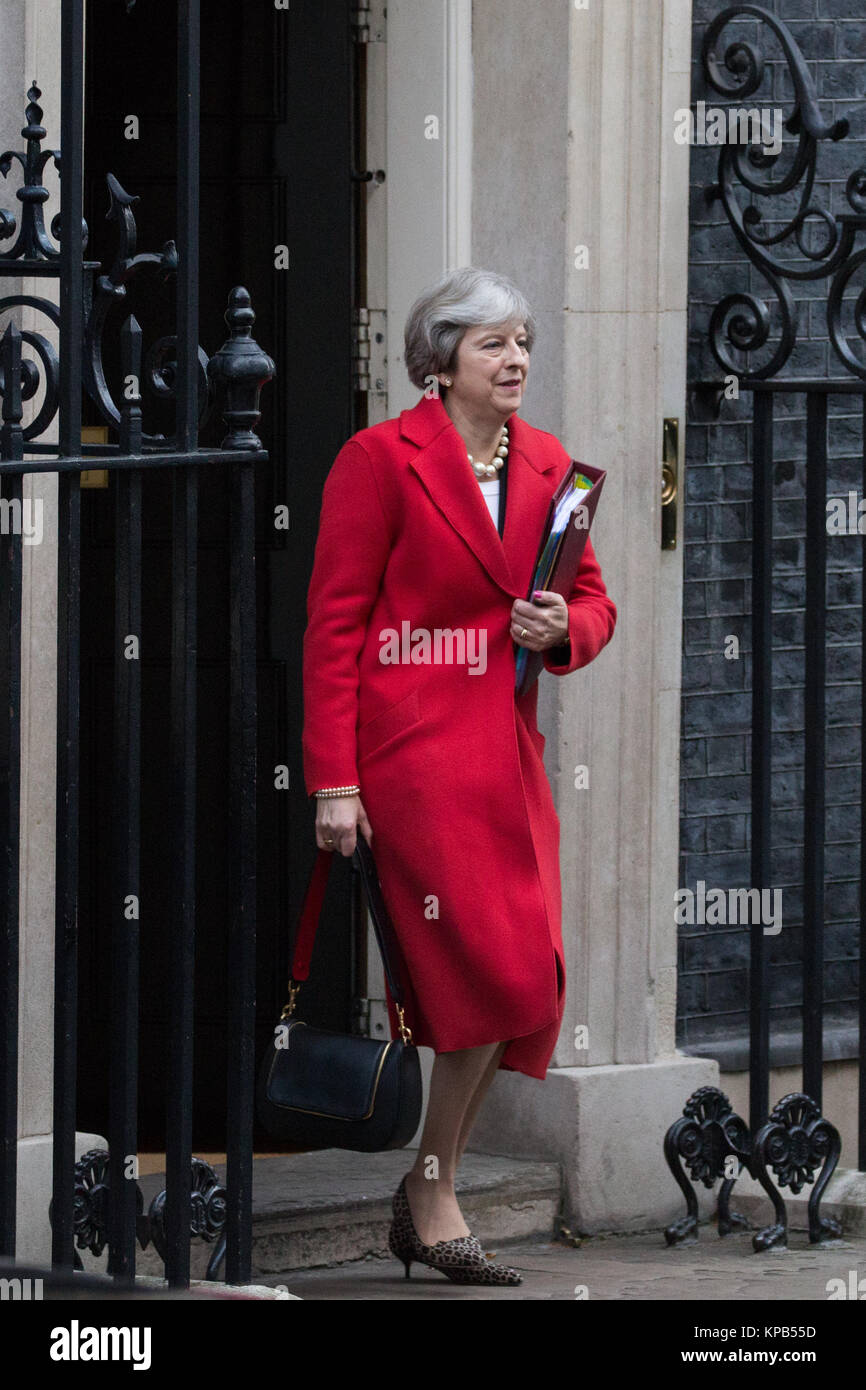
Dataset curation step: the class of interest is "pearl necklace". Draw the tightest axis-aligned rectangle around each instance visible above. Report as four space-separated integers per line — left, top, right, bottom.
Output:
467 426 508 480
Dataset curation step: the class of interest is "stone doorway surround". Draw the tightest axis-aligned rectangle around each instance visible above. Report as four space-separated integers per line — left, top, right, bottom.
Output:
461 0 717 1231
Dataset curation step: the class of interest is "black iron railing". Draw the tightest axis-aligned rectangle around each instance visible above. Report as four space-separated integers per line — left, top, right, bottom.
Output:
0 0 272 1288
666 4 864 1250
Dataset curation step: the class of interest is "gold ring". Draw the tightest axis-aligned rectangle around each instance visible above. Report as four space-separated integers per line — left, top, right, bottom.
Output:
324 837 334 845
520 627 528 640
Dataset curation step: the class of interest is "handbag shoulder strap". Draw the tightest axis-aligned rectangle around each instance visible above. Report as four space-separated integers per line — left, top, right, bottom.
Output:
286 840 412 1039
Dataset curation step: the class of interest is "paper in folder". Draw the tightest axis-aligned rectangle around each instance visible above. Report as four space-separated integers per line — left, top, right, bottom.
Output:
514 461 606 696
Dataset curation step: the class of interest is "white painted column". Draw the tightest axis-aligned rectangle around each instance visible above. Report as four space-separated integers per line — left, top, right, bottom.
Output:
385 0 472 416
468 0 718 1232
0 0 60 1270
2 0 103 1264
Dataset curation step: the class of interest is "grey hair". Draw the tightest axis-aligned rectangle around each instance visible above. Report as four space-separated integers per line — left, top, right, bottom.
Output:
403 266 536 391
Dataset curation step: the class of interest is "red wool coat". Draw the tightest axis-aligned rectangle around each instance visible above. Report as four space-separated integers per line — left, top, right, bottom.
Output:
302 393 616 1079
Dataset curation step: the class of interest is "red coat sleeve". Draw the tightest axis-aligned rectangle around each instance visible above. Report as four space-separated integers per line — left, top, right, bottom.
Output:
541 533 617 676
302 439 393 796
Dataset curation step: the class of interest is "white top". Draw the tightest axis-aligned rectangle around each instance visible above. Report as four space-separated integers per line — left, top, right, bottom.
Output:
478 476 500 532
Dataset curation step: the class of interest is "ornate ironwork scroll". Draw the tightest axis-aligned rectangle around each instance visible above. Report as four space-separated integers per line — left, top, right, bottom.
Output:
0 82 69 264
148 1157 228 1282
665 1087 843 1252
664 1087 751 1246
49 1149 229 1280
699 5 866 386
0 84 87 445
751 1093 842 1251
48 1147 148 1271
0 85 239 451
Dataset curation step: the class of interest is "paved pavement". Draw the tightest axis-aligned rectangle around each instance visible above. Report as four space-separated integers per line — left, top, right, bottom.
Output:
260 1227 866 1302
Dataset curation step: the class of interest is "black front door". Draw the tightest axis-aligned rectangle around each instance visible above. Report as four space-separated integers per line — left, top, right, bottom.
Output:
77 0 361 1146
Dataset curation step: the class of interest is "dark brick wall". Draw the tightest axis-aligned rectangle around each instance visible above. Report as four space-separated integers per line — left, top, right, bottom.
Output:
679 0 865 1049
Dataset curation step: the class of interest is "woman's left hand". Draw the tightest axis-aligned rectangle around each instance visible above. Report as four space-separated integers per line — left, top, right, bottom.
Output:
510 590 569 651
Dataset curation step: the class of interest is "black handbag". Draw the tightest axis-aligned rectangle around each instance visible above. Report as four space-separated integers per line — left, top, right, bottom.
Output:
256 836 423 1151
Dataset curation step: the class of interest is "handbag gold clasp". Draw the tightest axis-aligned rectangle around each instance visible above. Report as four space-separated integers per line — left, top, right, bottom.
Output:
396 1005 413 1045
280 980 301 1020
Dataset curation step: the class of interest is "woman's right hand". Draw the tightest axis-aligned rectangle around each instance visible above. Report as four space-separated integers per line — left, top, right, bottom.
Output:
315 794 373 856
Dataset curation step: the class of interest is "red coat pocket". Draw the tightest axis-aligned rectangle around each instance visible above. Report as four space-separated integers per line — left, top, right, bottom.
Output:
357 686 423 764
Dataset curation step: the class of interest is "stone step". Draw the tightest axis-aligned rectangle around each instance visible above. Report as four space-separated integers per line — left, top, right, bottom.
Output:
132 1148 562 1279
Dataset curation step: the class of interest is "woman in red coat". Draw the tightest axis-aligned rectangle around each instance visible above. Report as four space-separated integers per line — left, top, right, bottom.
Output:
303 267 616 1285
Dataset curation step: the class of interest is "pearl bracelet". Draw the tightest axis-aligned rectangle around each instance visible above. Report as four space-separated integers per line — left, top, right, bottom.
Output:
314 785 361 798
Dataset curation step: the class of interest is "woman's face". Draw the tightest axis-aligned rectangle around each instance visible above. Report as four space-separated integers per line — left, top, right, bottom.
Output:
443 321 530 422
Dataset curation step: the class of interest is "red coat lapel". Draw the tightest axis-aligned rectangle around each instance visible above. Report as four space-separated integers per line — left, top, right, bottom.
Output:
502 413 562 599
400 394 559 600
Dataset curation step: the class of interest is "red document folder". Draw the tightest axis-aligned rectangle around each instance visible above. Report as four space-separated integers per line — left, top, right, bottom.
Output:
514 461 607 696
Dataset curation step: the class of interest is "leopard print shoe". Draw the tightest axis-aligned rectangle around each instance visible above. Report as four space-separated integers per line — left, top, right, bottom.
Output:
388 1175 419 1277
389 1175 523 1286
415 1231 523 1286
